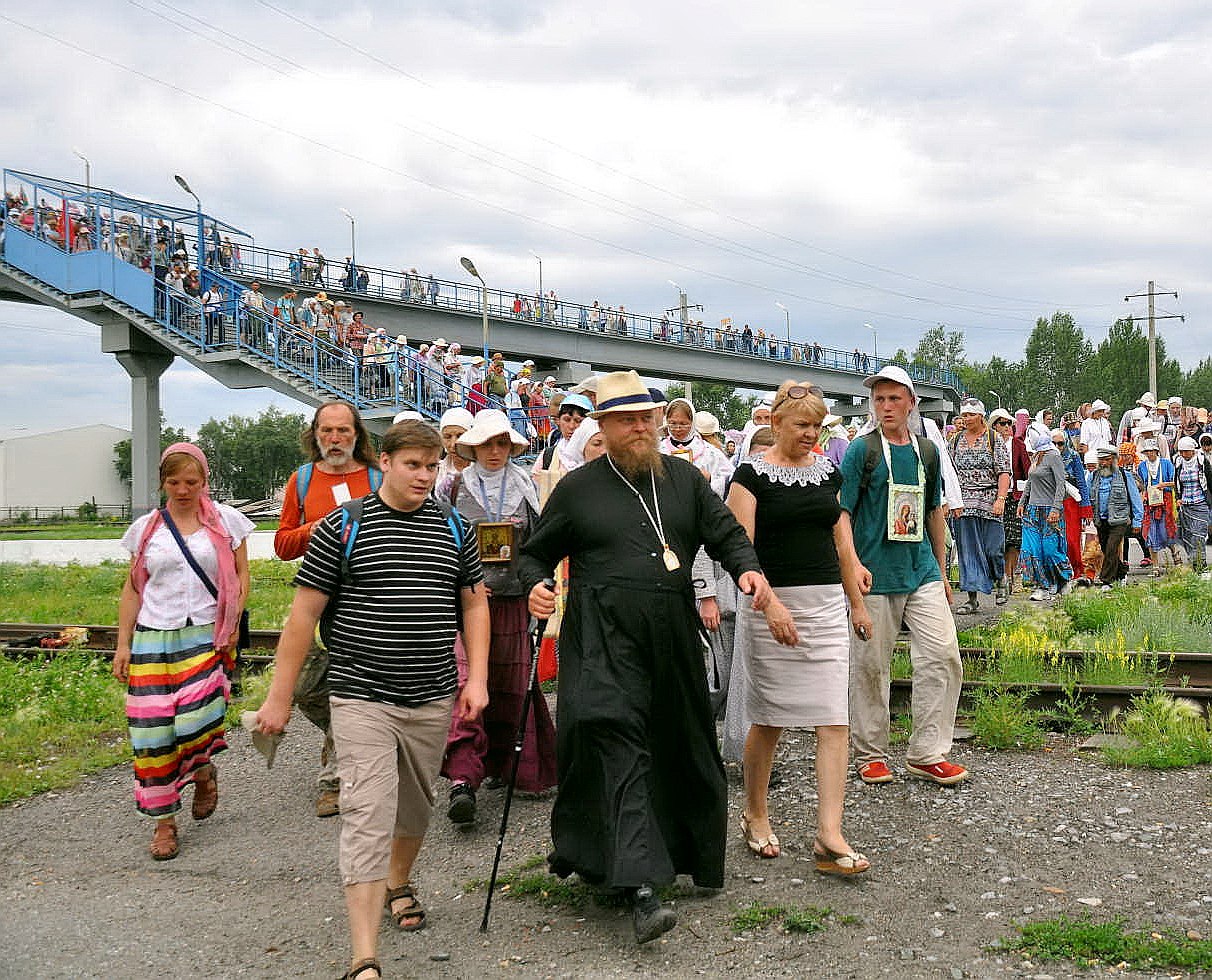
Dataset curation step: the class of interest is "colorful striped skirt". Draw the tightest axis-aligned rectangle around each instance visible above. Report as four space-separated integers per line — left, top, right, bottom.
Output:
127 622 230 818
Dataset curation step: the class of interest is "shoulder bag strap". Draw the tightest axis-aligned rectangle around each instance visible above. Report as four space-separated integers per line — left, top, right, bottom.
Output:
160 508 219 599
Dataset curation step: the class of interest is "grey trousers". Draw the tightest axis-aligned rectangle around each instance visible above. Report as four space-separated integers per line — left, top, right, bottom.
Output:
848 580 963 767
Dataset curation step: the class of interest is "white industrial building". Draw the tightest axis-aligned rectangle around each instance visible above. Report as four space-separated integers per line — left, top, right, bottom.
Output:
0 424 131 512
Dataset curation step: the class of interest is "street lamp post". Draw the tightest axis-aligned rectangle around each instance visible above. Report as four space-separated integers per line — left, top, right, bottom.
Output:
339 208 356 287
775 301 790 342
72 147 91 195
173 174 203 271
864 322 878 360
528 250 543 298
460 256 489 361
987 389 1002 409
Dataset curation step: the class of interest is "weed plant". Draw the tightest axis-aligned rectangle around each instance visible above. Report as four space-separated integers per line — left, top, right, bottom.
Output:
1043 681 1099 736
731 901 856 935
0 651 127 804
967 687 1046 750
1102 692 1212 769
1004 915 1212 971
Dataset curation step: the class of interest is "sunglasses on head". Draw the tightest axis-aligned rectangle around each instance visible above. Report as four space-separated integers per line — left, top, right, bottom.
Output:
772 384 823 411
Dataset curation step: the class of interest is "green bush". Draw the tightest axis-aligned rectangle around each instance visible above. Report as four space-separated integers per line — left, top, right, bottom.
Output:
1103 691 1212 769
967 686 1046 750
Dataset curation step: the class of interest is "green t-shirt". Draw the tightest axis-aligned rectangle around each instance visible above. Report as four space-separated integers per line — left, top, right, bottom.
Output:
839 434 942 595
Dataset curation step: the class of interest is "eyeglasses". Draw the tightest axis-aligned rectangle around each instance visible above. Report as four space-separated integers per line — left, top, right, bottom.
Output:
772 384 823 412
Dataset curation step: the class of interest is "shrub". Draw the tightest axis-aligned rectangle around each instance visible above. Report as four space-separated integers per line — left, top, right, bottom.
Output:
967 686 1046 750
1103 691 1212 769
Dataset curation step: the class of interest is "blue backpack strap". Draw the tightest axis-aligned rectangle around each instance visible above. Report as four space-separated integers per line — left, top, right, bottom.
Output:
368 467 383 492
295 463 314 513
434 496 465 550
336 498 364 585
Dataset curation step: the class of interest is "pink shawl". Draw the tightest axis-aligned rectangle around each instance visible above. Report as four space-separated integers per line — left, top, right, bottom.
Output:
130 442 241 651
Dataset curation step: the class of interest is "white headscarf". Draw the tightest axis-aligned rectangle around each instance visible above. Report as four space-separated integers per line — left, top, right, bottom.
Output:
463 460 540 518
565 417 601 466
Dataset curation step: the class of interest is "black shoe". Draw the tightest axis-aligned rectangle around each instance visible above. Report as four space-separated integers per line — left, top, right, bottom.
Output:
447 783 476 825
632 885 677 944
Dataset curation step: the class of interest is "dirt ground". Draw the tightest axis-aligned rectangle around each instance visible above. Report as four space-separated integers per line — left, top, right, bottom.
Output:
3 703 1211 980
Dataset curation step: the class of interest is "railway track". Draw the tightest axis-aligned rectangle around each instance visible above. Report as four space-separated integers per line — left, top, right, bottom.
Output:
3 622 1211 712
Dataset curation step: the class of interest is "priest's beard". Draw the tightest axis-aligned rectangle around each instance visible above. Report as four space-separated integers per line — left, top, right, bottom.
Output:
608 434 665 481
1097 464 1114 477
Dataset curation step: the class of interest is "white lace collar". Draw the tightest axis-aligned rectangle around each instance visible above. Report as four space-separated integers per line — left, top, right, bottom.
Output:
750 454 835 487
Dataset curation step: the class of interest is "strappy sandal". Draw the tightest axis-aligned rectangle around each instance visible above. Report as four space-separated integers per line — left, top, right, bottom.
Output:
385 882 427 931
192 764 218 821
813 838 870 876
954 599 981 615
342 957 381 979
740 812 780 859
150 819 178 861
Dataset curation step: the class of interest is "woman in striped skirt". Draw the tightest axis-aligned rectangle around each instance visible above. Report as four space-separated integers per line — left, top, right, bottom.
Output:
114 443 252 860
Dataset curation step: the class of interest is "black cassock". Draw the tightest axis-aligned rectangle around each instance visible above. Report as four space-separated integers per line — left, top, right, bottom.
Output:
518 454 760 889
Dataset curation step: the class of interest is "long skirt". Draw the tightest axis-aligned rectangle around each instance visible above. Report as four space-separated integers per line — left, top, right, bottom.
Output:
1142 497 1178 552
127 622 230 818
1019 507 1073 593
549 582 726 890
741 584 849 727
1178 498 1210 568
442 596 557 794
1003 501 1023 549
952 515 1006 594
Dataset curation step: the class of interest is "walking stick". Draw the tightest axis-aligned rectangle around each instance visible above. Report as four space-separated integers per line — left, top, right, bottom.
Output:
480 578 554 933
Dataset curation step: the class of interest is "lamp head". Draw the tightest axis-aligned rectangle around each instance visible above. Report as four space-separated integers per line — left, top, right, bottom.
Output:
174 174 194 196
460 256 480 279
340 207 354 221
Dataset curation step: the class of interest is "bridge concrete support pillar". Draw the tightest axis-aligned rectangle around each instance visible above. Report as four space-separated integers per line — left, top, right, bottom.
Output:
106 324 174 516
549 361 593 385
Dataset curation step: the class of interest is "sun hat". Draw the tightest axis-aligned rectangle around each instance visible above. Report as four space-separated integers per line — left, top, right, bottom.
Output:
559 393 594 415
694 411 721 436
1140 439 1160 452
1090 399 1111 413
395 334 408 346
863 364 917 397
455 409 529 460
1031 434 1054 453
432 337 447 347
1130 406 1148 423
439 407 475 432
570 375 600 395
392 410 425 424
958 397 986 416
1176 436 1198 452
822 413 843 429
590 370 661 418
1084 448 1100 465
1171 395 1184 406
1137 391 1156 408
988 408 1014 425
1096 444 1118 457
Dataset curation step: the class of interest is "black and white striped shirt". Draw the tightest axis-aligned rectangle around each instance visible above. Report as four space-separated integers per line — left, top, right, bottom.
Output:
295 494 483 706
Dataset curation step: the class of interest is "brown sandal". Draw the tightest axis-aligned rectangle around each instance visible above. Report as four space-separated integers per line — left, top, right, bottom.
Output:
150 820 178 861
813 838 870 876
384 882 427 931
192 764 218 821
342 957 381 979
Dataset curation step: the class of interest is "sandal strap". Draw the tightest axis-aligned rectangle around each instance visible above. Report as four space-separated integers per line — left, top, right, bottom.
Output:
384 882 416 906
344 957 381 980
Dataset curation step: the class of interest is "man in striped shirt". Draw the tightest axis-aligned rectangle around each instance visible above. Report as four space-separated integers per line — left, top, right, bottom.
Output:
257 421 489 980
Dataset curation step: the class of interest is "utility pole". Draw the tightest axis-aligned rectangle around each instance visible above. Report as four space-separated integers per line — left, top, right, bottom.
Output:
666 281 702 406
1124 281 1182 396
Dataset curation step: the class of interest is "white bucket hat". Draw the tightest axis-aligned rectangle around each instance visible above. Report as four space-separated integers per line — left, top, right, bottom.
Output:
455 409 529 459
693 410 721 436
438 407 475 432
1090 399 1111 413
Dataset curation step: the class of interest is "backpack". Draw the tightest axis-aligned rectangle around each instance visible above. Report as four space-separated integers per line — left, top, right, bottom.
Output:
487 372 508 397
295 463 383 517
318 495 468 649
856 429 940 496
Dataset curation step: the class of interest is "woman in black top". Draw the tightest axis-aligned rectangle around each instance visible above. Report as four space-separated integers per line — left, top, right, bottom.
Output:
726 382 869 875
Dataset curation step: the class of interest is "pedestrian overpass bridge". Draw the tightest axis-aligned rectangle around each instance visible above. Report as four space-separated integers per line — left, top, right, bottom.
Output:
0 169 962 513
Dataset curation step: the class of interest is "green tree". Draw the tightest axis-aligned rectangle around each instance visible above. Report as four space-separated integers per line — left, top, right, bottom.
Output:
665 382 757 431
113 414 189 483
887 348 912 367
1085 318 1183 405
195 406 307 499
1181 356 1212 409
912 324 966 373
1022 312 1094 411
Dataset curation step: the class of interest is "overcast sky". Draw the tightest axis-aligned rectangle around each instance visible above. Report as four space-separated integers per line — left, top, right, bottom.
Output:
3 0 1210 436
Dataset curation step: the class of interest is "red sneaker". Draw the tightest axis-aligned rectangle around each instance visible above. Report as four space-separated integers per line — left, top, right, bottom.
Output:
857 760 894 784
1139 557 1153 567
906 760 970 785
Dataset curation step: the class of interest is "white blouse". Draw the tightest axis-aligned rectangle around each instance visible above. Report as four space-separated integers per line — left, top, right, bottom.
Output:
122 504 254 630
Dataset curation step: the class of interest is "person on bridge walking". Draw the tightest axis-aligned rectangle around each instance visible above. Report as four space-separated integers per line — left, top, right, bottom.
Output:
518 371 774 944
114 443 252 861
273 401 383 818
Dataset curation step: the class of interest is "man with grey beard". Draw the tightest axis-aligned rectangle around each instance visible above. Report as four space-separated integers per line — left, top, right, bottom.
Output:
1087 443 1143 589
519 370 773 945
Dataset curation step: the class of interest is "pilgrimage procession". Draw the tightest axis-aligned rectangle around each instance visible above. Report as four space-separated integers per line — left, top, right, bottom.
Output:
7 5 1212 978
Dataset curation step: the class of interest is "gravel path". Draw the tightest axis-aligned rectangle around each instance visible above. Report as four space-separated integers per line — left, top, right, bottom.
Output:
3 708 1211 980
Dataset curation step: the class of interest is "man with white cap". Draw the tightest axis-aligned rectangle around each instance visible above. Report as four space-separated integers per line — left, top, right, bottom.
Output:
1175 436 1212 570
1087 444 1142 589
519 370 774 944
840 366 967 786
1079 400 1113 456
1165 396 1185 442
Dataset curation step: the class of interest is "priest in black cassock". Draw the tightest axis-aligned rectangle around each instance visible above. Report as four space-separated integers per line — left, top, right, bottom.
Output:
519 370 774 944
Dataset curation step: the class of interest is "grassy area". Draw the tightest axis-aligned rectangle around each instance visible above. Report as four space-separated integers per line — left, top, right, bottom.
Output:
1103 691 1212 769
0 559 298 630
464 855 698 911
1004 916 1212 971
731 901 858 935
0 650 128 805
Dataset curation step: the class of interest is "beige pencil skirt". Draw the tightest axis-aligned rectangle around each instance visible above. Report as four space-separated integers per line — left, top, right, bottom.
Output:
740 583 849 728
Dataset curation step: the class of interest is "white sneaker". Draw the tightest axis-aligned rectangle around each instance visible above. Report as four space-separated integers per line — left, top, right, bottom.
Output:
1029 589 1048 601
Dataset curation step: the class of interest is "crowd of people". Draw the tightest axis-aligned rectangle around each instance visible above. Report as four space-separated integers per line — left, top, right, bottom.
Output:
943 391 1212 615
115 361 1001 978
